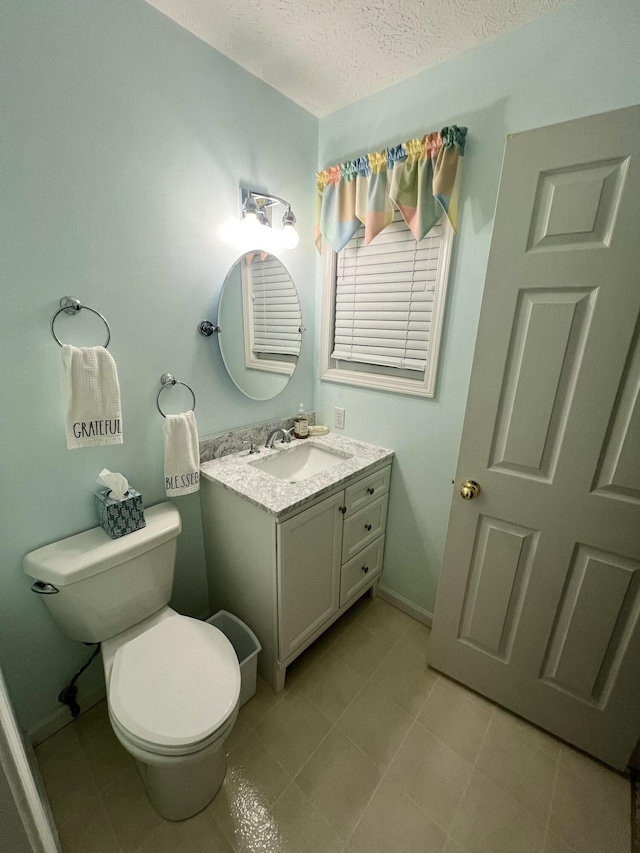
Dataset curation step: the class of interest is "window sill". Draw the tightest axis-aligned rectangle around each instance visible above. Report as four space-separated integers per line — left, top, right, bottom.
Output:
320 366 434 398
244 353 295 376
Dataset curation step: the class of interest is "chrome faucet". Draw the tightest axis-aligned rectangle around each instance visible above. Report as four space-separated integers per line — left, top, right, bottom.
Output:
265 428 292 448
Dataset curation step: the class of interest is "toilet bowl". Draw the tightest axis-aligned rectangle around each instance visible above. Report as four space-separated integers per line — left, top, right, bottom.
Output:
23 503 242 820
103 607 241 820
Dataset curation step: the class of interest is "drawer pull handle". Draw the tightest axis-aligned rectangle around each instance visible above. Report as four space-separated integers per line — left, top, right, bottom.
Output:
364 523 372 531
367 487 375 494
362 565 369 574
339 506 347 514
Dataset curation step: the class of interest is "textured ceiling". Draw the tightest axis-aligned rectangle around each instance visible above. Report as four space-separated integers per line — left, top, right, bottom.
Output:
145 0 569 116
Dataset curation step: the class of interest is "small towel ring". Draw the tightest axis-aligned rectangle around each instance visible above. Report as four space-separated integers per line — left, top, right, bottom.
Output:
157 373 196 418
51 296 111 348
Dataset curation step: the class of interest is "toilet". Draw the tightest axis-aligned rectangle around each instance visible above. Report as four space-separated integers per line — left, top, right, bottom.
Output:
23 502 241 821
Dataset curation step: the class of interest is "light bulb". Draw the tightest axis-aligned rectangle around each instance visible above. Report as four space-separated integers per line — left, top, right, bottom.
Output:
219 218 243 246
235 212 277 252
239 211 267 241
281 222 300 249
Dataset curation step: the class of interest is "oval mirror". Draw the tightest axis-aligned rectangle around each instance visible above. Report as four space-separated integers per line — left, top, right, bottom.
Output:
217 251 302 400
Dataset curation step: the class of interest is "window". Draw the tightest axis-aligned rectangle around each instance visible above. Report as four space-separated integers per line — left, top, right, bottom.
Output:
320 211 453 397
241 253 301 376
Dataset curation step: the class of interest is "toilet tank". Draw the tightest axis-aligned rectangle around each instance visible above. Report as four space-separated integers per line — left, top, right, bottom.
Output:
23 503 182 643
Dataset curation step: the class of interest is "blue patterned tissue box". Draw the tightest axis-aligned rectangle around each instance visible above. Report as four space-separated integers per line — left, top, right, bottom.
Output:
95 488 146 539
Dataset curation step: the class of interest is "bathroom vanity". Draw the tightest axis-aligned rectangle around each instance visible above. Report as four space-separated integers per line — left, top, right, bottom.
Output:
200 435 393 691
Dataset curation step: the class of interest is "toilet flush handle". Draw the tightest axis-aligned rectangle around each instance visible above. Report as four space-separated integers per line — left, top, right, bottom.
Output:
31 580 59 595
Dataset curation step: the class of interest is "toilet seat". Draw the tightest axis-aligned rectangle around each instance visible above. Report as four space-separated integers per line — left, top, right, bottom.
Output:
108 614 240 756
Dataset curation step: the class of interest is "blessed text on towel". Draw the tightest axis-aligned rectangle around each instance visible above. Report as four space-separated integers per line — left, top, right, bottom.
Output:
166 472 199 492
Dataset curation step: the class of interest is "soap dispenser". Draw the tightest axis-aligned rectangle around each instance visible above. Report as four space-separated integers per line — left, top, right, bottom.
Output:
293 403 309 439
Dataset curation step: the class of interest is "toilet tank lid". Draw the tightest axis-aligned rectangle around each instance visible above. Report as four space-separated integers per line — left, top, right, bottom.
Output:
23 503 181 587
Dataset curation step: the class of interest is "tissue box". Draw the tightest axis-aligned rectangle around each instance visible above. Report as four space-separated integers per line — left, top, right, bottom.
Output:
95 488 146 539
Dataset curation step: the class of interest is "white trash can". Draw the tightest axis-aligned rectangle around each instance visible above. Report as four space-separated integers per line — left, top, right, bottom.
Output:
207 611 262 707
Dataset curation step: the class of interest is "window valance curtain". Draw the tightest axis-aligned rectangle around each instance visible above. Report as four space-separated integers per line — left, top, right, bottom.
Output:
315 125 467 254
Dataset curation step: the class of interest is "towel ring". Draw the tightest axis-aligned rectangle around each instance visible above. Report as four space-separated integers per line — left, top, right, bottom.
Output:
157 373 196 418
51 296 111 348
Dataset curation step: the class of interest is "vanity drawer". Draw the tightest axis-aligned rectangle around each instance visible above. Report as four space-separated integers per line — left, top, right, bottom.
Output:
341 494 388 563
340 535 384 606
344 466 391 517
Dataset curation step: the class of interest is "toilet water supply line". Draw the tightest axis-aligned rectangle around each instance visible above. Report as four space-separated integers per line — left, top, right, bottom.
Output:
58 643 101 719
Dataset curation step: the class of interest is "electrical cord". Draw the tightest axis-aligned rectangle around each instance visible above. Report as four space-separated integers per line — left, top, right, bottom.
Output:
58 643 101 719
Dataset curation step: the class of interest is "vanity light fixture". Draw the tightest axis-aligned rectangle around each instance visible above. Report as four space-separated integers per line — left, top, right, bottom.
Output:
240 188 300 250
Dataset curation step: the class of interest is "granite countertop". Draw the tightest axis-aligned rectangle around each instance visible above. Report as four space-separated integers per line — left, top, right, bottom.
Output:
200 433 394 518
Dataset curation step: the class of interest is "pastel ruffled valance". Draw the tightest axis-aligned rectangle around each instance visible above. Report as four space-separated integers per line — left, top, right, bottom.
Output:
315 125 467 253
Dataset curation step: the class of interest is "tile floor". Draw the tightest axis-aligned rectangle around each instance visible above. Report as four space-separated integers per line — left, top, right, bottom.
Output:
35 595 631 853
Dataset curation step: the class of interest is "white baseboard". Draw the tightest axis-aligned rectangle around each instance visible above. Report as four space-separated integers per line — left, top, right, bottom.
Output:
377 585 433 627
28 684 107 747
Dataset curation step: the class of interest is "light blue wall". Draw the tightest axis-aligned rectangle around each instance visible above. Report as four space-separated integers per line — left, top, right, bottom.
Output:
316 0 640 615
0 0 317 732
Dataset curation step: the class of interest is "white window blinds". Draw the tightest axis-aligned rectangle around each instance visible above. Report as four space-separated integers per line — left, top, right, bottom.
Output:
332 212 443 372
250 255 301 357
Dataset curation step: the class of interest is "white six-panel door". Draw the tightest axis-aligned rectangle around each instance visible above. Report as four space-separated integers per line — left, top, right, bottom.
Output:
429 105 640 770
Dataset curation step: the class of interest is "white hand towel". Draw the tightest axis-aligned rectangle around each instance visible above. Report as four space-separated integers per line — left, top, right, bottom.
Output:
164 411 200 496
61 345 123 450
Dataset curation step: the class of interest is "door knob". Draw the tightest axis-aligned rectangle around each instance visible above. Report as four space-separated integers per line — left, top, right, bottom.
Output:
460 480 480 500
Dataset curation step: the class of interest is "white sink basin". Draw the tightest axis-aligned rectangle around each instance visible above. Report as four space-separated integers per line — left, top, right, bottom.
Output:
250 443 351 483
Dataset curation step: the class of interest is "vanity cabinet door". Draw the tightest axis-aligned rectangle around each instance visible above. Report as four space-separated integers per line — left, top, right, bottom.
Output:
277 491 344 660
